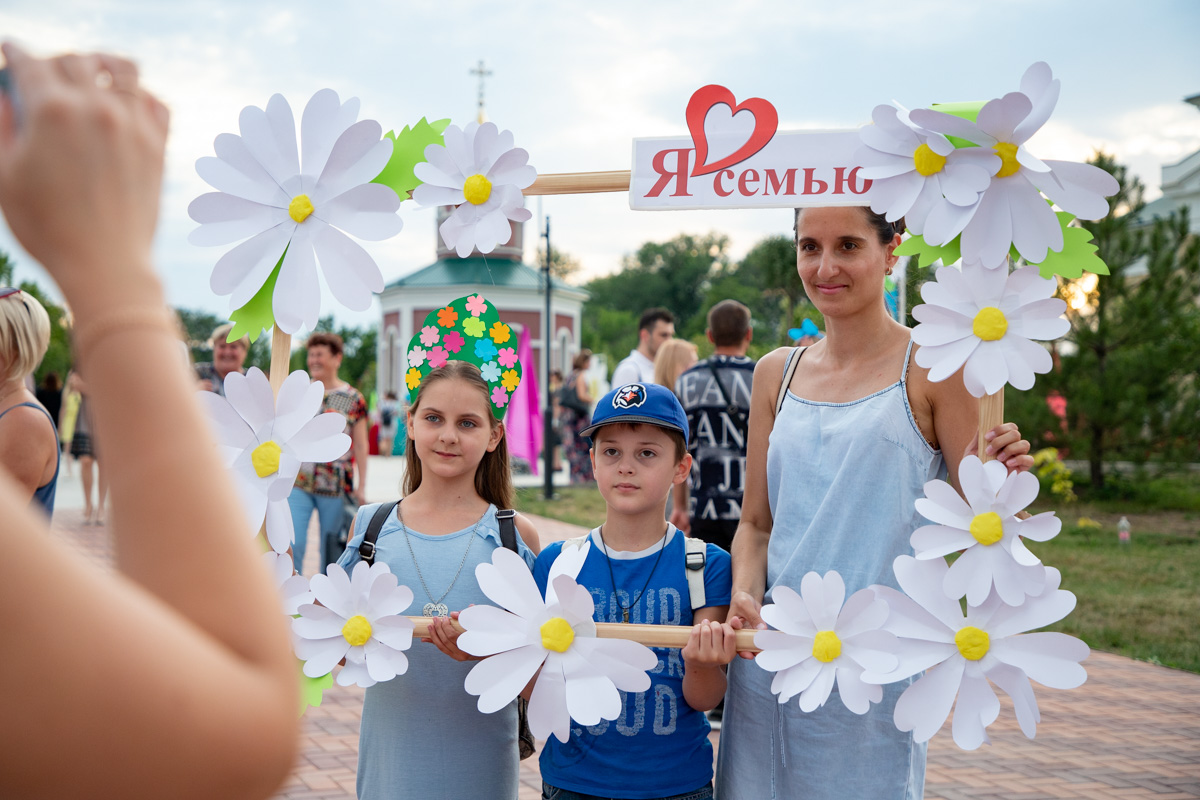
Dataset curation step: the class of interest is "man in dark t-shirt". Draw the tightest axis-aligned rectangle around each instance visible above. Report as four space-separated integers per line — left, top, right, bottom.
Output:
670 300 755 553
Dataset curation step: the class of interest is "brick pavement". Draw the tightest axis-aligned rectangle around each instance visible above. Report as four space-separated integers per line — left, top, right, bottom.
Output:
54 507 1200 799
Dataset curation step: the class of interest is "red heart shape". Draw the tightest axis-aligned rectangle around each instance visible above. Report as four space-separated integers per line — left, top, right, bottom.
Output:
685 85 779 177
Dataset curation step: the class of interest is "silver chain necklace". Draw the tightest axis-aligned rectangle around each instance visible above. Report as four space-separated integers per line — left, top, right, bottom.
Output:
397 501 482 617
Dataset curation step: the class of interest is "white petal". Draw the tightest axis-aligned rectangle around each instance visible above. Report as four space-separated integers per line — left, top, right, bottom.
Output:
987 589 1077 638
990 632 1088 688
893 556 966 632
922 478 976 520
910 306 974 347
951 672 999 750
486 148 537 188
840 630 899 674
210 224 292 304
311 223 385 311
458 605 534 656
288 416 352 463
910 108 994 147
572 637 655 692
835 589 888 639
475 546 547 620
312 120 391 203
527 657 570 743
754 632 814 672
371 616 415 651
985 661 1040 738
1008 181 1063 263
294 603 348 639
761 585 816 636
272 228 321 334
915 336 979 383
1016 512 1061 543
238 94 299 190
223 368 276 434
271 371 325 441
976 92 1032 142
835 665 876 715
309 566 354 618
202 133 289 205
363 639 408 683
797 663 837 712
365 574 412 619
265 497 294 553
464 645 546 713
318 183 403 241
893 657 964 742
300 89 354 184
188 193 284 247
411 183 465 207
1036 160 1119 219
296 636 348 678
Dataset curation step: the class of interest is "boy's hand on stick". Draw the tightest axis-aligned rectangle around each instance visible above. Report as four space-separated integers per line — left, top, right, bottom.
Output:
682 619 737 668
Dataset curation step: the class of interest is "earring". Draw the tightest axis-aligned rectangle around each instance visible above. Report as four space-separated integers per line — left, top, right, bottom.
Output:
885 267 894 275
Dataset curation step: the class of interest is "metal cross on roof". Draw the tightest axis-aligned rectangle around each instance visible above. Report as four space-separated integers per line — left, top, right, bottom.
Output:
470 59 492 123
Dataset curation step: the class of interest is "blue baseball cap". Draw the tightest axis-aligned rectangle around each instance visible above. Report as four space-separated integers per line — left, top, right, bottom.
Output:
580 382 689 441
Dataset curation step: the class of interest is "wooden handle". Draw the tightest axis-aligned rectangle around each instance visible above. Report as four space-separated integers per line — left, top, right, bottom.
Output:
978 391 1004 463
409 617 762 653
269 325 291 397
525 171 631 196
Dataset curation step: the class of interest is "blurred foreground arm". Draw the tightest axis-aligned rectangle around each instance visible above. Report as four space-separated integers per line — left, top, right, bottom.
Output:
0 44 297 799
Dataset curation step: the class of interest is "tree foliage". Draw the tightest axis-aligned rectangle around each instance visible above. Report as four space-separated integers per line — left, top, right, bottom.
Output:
1017 154 1200 487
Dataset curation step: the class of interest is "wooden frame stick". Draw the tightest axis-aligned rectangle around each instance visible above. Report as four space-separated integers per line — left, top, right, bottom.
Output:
978 391 1004 463
408 617 762 653
262 325 292 546
525 171 631 196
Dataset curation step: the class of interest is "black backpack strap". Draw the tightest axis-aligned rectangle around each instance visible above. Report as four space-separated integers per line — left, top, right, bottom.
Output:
496 508 519 553
358 501 399 566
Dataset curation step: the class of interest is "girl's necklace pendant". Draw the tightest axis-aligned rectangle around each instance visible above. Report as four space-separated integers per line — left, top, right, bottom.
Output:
622 609 630 623
423 602 450 617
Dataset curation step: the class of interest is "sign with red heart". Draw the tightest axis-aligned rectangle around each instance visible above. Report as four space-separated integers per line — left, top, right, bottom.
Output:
685 85 779 177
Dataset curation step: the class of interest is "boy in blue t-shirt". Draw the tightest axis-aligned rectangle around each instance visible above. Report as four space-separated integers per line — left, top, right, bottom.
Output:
533 382 736 800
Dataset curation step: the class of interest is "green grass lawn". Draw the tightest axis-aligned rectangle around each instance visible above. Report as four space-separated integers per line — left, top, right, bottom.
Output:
517 477 1200 673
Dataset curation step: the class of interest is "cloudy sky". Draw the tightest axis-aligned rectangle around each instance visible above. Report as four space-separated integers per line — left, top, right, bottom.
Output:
1 0 1197 331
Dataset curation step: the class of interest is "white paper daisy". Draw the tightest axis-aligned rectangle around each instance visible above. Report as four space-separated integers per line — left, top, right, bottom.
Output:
188 89 402 333
865 556 1088 750
857 104 996 244
910 62 1119 268
292 561 416 688
264 551 314 615
754 572 899 714
913 456 1060 607
912 262 1069 397
412 121 536 258
457 544 658 743
197 367 351 553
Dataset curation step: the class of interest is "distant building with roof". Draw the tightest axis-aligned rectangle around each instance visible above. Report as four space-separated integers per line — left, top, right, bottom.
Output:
1132 93 1200 234
377 209 588 398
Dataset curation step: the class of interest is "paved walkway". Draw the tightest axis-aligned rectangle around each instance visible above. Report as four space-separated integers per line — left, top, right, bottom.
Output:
51 456 1200 799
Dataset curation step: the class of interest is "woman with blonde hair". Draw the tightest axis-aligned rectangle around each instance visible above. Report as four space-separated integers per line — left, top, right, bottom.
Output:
0 286 59 515
653 337 698 395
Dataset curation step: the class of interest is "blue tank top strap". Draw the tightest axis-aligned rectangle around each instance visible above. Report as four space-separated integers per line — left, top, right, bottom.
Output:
0 401 60 516
900 336 916 386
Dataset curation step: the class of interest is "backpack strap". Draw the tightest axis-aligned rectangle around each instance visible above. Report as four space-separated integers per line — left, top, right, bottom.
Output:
358 501 399 566
684 536 707 610
496 508 519 553
775 346 806 416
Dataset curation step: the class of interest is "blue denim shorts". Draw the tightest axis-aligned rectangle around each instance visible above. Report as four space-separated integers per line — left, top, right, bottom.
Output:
542 782 713 800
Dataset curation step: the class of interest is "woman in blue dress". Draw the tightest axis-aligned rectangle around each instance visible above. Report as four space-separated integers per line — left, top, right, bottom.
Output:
717 206 1033 799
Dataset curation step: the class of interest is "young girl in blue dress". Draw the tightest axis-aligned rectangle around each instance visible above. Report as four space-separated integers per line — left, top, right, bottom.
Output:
338 355 540 800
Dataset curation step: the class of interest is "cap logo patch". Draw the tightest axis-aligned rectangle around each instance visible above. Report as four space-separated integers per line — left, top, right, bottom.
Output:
613 383 647 409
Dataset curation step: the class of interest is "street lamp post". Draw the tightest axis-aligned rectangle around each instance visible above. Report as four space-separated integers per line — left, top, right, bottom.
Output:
541 216 555 500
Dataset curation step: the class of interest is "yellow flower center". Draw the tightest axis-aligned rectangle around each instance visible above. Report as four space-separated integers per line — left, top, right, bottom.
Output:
251 440 282 478
955 626 990 661
972 307 1008 341
288 193 315 223
812 630 842 663
342 615 373 647
462 173 493 205
912 143 947 177
540 617 575 653
993 142 1020 178
969 511 1004 546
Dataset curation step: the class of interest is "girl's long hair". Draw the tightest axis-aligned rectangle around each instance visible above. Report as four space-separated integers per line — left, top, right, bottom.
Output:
404 361 514 510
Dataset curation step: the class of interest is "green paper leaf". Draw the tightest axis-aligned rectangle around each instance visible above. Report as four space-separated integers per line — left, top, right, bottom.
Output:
1032 211 1110 280
895 233 961 267
228 249 286 343
372 117 452 198
298 662 334 716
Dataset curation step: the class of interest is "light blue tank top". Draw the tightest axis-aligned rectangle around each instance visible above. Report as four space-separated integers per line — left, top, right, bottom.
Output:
337 503 536 800
717 339 945 800
765 340 945 599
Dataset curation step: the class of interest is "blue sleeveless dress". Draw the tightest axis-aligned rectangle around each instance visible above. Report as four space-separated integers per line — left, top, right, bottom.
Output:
716 340 944 800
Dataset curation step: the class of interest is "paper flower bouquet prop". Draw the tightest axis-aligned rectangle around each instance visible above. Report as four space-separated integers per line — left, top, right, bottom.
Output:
405 294 522 419
293 561 416 688
189 89 403 337
457 545 658 742
912 262 1069 397
413 121 537 257
753 572 899 714
868 557 1088 751
197 367 351 554
861 61 1118 274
